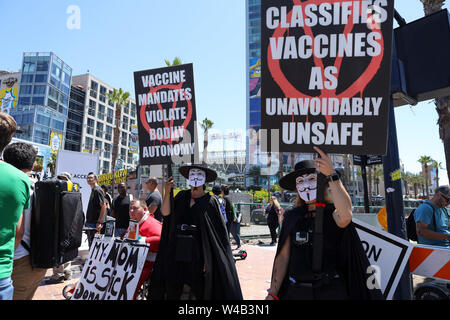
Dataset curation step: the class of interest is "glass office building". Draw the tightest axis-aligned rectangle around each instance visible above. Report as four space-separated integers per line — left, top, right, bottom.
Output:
64 85 86 152
11 52 72 146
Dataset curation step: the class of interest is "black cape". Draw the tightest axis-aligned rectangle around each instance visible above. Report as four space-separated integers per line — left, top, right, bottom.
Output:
149 190 243 300
275 205 384 300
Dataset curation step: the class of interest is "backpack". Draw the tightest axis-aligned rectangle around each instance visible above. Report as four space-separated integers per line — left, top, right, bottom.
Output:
215 196 227 224
28 179 85 268
406 202 435 241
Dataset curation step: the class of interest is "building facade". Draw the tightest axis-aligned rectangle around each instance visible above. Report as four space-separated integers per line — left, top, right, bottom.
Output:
71 74 138 174
11 52 71 147
64 85 86 152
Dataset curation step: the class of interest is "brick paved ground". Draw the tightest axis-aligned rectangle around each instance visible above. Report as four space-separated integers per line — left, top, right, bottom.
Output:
31 238 431 300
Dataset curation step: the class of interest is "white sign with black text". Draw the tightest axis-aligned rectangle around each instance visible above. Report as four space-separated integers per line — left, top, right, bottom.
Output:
353 218 413 300
72 235 149 300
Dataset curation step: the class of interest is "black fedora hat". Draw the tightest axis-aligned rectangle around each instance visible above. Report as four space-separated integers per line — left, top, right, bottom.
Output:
279 160 317 191
179 164 217 183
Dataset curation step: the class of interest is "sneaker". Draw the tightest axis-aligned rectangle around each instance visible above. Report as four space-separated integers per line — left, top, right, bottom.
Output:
47 276 65 284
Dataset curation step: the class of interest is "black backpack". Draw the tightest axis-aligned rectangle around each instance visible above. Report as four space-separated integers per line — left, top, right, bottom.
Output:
406 202 435 241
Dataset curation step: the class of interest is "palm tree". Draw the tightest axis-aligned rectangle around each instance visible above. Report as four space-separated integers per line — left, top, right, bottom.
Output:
46 153 57 177
165 57 183 67
105 88 130 198
431 160 443 188
200 118 214 164
418 156 433 198
402 171 414 197
420 0 450 184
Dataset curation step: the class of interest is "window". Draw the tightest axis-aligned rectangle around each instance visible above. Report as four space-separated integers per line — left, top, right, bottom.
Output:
34 125 50 145
36 59 49 72
88 100 96 116
107 108 114 124
99 86 107 103
23 61 36 74
105 125 113 141
47 97 58 109
87 118 95 135
21 74 34 83
96 122 104 138
50 76 60 88
34 74 47 83
61 85 70 95
122 115 128 130
107 90 114 106
123 102 129 115
95 140 102 152
62 72 71 86
85 137 93 150
52 118 65 131
90 81 98 98
103 161 110 172
20 85 32 95
32 96 45 105
98 104 105 120
33 85 46 95
131 103 136 118
121 131 127 145
59 94 69 107
104 143 111 159
36 114 50 126
52 64 61 78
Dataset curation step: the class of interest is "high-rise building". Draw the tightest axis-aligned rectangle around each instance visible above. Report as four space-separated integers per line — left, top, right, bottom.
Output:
64 85 86 152
11 52 72 146
71 74 138 174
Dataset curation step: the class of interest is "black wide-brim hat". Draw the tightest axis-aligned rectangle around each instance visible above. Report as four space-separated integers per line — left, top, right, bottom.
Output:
179 164 217 183
279 160 317 191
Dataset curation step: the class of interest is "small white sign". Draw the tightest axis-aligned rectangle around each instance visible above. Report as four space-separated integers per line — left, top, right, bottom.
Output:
72 235 149 300
353 218 414 300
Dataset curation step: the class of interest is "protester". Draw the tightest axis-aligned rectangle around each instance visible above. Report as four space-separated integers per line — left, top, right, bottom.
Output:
127 198 162 300
101 185 113 217
266 146 383 300
144 177 163 222
415 186 450 248
111 183 133 238
263 196 281 245
3 142 44 300
222 185 241 249
47 172 75 283
85 172 107 248
212 185 227 224
0 113 30 300
150 164 243 300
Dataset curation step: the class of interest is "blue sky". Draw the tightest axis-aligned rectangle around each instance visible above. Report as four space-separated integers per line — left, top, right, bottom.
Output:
1 0 448 184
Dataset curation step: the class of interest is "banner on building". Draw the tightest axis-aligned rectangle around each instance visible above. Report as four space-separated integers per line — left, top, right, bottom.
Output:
129 124 139 154
0 87 19 114
353 218 414 300
133 63 199 165
249 58 261 98
72 235 149 300
261 0 395 155
98 169 128 186
50 131 63 154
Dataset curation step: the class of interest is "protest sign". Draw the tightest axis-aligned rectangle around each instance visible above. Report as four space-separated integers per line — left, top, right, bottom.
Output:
134 63 198 165
353 218 414 300
72 235 149 300
261 0 395 155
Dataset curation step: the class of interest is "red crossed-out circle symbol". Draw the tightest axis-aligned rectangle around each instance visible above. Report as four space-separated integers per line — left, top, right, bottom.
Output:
267 0 385 125
139 82 193 146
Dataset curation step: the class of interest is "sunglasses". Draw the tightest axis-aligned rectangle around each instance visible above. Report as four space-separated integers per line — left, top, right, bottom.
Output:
439 192 449 202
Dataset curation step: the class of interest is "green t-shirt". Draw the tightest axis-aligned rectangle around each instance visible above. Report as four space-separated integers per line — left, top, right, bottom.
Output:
0 161 30 279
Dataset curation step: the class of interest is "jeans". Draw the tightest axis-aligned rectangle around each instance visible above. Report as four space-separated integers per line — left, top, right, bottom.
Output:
230 222 241 247
0 277 14 300
85 223 98 248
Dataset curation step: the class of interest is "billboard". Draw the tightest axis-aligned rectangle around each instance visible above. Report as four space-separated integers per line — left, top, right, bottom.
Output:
134 63 198 165
249 58 261 98
56 150 99 214
261 0 395 155
0 87 19 114
50 131 63 154
129 124 139 154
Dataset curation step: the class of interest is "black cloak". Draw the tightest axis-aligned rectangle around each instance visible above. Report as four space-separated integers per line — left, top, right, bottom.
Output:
275 205 384 300
149 190 243 300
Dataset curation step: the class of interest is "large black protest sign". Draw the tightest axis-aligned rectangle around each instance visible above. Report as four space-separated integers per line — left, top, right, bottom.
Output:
134 64 198 165
72 236 149 300
261 0 395 155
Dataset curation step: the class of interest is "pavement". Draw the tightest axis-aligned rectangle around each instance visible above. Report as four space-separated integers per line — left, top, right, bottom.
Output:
31 231 429 300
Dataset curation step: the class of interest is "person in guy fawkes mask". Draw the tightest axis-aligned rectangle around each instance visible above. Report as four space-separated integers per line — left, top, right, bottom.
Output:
265 146 384 301
149 164 243 300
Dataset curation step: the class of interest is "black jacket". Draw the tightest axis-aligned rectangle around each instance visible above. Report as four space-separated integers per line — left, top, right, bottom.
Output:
149 190 243 300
